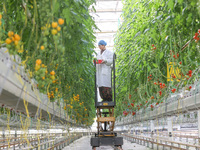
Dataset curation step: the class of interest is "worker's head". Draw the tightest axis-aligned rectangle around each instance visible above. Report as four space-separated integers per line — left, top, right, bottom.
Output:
98 40 107 50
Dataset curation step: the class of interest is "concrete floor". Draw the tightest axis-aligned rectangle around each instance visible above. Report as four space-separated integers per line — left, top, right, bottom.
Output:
63 136 151 150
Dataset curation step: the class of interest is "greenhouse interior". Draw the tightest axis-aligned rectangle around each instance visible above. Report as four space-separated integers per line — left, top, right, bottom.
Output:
0 0 200 150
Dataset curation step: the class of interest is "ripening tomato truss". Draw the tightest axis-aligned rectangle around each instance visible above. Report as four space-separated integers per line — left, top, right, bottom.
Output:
0 0 97 126
115 0 200 117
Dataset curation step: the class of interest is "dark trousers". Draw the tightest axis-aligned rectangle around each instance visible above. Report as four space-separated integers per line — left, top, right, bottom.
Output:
99 87 112 101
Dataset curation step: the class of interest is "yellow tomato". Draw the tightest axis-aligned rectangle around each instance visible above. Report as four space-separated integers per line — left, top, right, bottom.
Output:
51 29 57 35
57 26 61 31
40 45 45 50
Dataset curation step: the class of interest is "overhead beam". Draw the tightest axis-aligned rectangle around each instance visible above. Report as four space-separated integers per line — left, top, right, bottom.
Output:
95 9 122 12
90 9 122 13
96 36 115 38
95 31 117 33
95 20 123 23
97 0 122 2
96 45 114 48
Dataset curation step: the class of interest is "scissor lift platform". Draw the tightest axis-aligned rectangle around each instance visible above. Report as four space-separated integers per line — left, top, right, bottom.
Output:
91 135 123 148
91 54 123 149
96 101 115 107
91 104 123 149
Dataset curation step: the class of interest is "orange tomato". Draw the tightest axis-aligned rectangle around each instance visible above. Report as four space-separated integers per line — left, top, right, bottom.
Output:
41 64 45 68
5 38 12 44
50 71 55 75
58 18 64 25
36 59 42 65
14 34 20 41
52 22 58 28
8 31 14 37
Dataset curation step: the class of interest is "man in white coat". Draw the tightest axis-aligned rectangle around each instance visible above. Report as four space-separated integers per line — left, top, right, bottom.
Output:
96 40 113 101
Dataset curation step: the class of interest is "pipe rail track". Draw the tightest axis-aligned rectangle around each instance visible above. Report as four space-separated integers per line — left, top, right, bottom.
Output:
121 133 200 150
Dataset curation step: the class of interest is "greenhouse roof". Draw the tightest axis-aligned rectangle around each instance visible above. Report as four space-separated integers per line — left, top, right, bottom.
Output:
90 0 123 53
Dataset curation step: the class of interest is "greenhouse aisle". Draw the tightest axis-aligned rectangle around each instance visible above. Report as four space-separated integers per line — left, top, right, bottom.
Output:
1 0 200 149
63 136 150 150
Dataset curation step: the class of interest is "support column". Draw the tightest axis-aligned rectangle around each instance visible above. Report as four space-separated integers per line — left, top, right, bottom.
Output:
2 127 5 143
141 123 144 135
198 110 200 144
177 125 181 130
128 125 131 134
150 120 154 137
131 125 134 135
168 117 173 140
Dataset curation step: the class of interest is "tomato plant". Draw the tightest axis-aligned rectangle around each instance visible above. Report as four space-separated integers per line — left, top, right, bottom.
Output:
115 0 200 117
0 0 96 126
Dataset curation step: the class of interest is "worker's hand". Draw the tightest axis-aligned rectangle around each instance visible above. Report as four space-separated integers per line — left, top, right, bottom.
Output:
101 59 107 64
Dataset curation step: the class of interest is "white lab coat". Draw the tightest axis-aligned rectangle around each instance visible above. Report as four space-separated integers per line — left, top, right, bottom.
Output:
96 49 113 87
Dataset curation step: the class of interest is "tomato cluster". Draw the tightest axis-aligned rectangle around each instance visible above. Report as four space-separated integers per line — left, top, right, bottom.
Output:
151 44 156 50
171 88 176 93
193 30 200 42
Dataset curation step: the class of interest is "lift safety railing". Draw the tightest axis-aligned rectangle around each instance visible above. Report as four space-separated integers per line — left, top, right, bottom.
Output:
94 53 116 107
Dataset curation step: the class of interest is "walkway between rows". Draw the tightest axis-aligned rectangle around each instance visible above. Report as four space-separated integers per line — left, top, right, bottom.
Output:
63 136 150 150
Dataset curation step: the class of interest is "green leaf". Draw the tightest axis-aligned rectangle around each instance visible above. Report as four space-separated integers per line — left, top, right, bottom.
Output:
63 9 71 24
153 63 158 68
53 2 60 13
160 52 164 59
148 66 151 71
168 0 174 10
143 60 147 66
